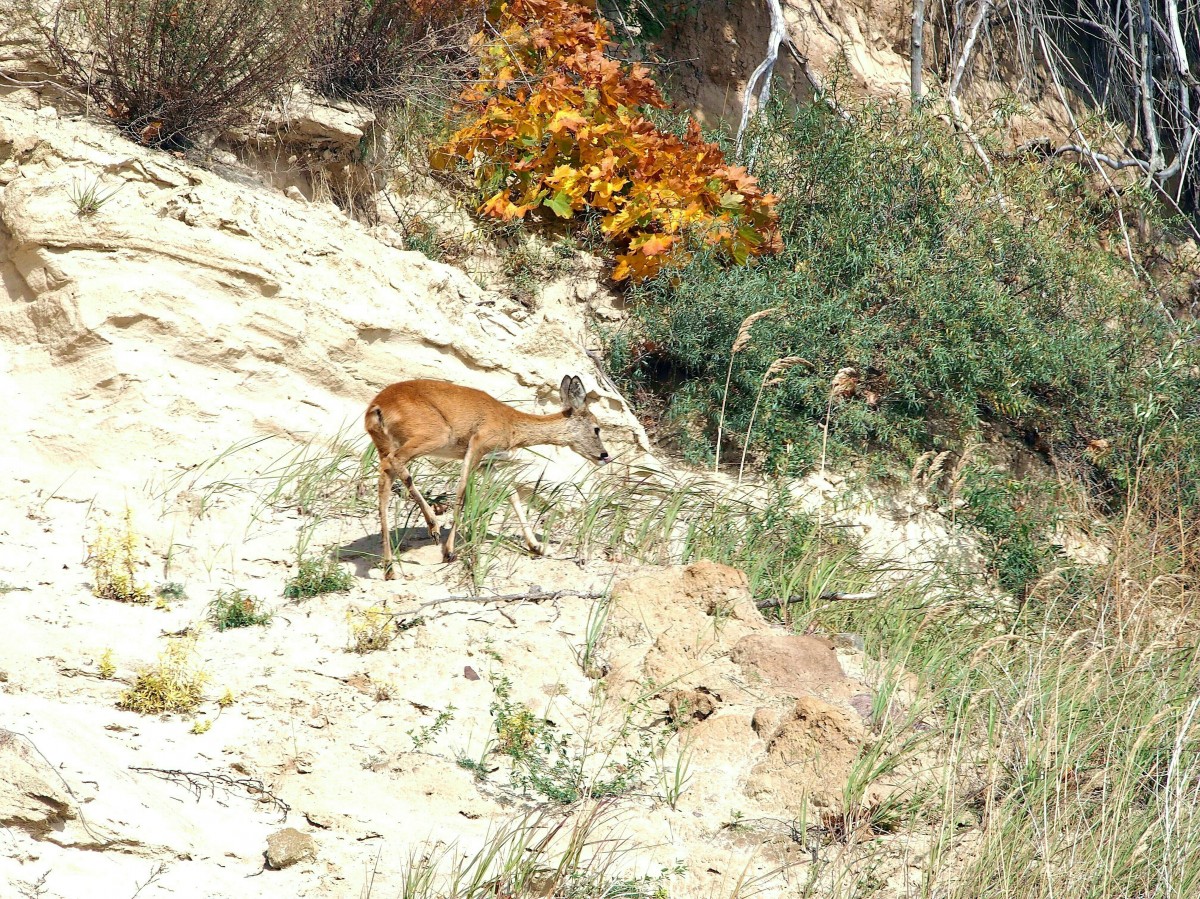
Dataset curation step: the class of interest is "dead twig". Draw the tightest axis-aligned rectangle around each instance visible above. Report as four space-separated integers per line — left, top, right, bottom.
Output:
129 767 290 820
755 591 880 610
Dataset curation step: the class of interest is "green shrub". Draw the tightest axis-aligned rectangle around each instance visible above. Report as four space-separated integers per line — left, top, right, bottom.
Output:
284 554 353 598
208 589 272 630
614 98 1199 491
956 465 1061 597
48 0 319 148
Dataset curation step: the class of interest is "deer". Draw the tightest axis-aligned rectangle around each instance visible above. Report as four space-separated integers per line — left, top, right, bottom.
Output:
365 375 610 578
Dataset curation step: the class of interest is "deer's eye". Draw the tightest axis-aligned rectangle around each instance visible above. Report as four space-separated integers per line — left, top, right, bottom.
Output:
594 427 600 435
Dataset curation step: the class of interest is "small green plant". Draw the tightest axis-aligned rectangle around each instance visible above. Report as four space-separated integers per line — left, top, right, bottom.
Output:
157 581 187 600
408 705 456 750
284 554 353 598
68 177 123 217
118 640 207 715
87 510 151 603
190 718 212 735
577 593 611 678
217 688 236 707
656 743 694 810
956 464 1061 598
207 589 272 631
487 675 654 804
97 648 116 679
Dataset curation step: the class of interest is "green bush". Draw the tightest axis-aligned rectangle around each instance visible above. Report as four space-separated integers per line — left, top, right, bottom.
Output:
48 0 319 148
614 99 1200 490
284 554 353 598
208 589 272 631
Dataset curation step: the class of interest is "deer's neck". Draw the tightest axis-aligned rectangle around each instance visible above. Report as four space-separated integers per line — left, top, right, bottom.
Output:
506 410 572 450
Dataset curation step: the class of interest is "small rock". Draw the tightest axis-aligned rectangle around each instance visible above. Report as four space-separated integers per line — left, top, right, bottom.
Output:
751 707 780 736
285 185 307 203
35 106 57 120
665 688 717 723
730 634 846 696
265 827 317 869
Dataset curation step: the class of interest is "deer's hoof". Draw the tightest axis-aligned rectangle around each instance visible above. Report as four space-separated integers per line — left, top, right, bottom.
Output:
442 550 458 563
383 566 396 581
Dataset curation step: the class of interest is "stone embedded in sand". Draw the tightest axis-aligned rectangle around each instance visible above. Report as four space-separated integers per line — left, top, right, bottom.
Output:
729 633 845 695
265 827 318 870
0 729 77 837
746 696 865 811
666 688 718 723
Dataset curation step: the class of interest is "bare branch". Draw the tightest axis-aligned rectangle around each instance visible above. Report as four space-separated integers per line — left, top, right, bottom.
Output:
911 0 927 101
736 0 791 154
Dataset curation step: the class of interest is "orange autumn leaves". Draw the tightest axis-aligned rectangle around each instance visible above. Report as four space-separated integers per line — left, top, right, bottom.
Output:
437 0 780 280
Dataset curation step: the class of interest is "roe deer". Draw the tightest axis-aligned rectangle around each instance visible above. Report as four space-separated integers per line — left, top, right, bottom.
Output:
365 375 610 577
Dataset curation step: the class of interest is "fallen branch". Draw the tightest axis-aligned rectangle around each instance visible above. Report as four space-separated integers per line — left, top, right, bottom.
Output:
411 588 605 614
755 591 880 610
129 767 290 820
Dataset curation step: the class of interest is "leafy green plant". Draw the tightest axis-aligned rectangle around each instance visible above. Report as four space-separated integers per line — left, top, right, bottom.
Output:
614 97 1199 501
409 705 456 750
956 464 1061 598
207 589 272 631
487 675 655 804
284 554 353 598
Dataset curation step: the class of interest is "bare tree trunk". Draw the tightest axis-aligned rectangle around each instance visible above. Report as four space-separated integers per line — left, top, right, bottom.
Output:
1164 0 1191 81
1139 0 1164 172
911 0 927 101
948 0 993 101
736 0 791 156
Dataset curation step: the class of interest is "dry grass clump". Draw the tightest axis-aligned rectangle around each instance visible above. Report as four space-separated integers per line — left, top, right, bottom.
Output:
45 0 320 148
118 640 207 715
87 510 151 603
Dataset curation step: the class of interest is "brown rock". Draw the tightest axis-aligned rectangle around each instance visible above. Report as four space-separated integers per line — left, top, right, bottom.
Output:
751 706 780 736
681 561 765 624
666 688 718 724
730 634 844 695
747 696 865 812
265 827 317 869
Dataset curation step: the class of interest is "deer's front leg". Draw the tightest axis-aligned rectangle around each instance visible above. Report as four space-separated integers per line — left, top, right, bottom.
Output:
442 443 481 563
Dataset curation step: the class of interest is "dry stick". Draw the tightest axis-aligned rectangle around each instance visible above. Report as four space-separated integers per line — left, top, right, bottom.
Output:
755 591 880 610
129 767 291 819
715 308 778 473
407 588 606 616
944 0 1002 194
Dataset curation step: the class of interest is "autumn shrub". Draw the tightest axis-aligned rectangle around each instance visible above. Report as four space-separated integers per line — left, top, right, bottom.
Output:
437 0 779 280
307 0 483 104
47 0 320 148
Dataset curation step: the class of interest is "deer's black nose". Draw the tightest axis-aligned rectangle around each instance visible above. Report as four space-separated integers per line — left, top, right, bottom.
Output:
599 452 610 464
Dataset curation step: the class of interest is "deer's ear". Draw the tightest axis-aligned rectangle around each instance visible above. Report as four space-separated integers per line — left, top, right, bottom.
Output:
562 375 587 412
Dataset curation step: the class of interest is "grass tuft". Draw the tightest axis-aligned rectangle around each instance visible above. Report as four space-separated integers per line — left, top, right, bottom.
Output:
208 589 272 631
118 640 207 715
284 554 353 598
